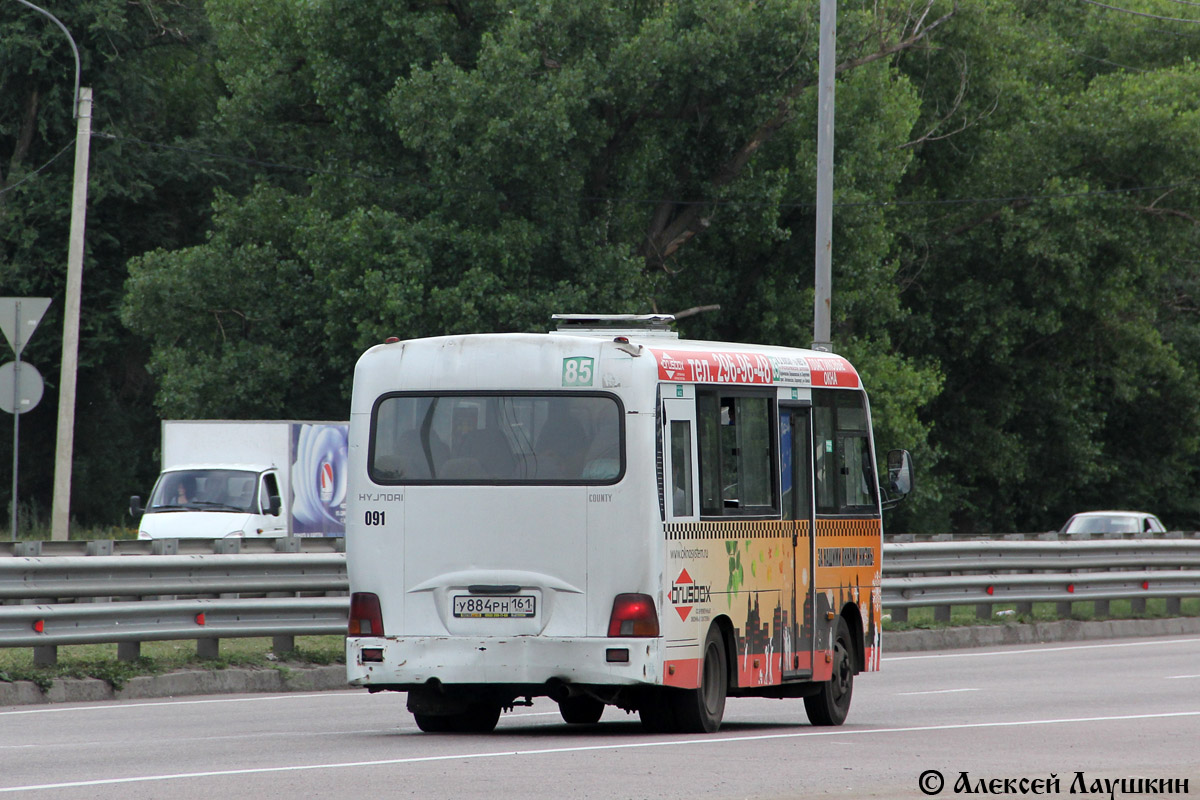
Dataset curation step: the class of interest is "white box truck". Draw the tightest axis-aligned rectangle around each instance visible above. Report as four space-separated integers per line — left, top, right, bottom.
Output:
131 420 349 540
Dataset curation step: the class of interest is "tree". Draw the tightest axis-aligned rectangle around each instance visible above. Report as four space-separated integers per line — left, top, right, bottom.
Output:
1 0 222 526
123 1 947 510
890 0 1200 531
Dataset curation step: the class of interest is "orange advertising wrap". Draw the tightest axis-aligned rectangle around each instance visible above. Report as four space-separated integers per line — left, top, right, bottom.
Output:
661 517 882 690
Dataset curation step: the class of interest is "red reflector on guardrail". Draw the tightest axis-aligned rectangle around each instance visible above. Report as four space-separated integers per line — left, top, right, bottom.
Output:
33 620 44 633
1142 581 1150 590
195 613 206 626
986 586 994 595
1066 584 1075 594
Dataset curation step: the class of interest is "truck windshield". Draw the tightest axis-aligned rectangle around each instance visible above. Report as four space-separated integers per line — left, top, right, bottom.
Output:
147 469 260 512
370 392 624 484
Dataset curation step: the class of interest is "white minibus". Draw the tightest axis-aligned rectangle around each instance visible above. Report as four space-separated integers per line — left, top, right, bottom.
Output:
345 314 911 733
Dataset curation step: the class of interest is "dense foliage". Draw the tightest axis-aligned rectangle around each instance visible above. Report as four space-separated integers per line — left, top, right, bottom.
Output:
3 0 1199 533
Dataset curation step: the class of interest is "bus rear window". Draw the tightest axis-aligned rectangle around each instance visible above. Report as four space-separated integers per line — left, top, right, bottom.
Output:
369 393 624 484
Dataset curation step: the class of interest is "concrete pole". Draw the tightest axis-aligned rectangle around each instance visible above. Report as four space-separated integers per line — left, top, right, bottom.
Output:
812 0 836 353
50 87 92 541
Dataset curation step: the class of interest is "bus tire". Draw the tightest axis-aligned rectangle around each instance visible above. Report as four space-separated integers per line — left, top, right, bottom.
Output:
671 624 728 734
559 696 604 724
413 713 453 733
805 616 854 726
414 702 501 734
638 689 676 732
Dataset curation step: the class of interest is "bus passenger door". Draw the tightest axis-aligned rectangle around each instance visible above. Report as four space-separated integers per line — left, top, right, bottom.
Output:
780 404 815 679
662 390 699 520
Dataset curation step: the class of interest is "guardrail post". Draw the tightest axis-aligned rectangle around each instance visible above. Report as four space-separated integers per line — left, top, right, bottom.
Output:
33 645 57 666
1166 597 1181 615
1016 602 1033 616
1130 598 1146 615
14 541 42 556
151 539 179 555
86 539 114 556
888 607 908 624
273 635 295 654
975 603 991 620
118 641 141 661
1056 601 1072 618
1094 600 1110 617
197 638 219 660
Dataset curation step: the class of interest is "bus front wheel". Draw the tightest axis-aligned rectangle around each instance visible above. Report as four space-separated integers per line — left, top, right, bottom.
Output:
805 616 854 726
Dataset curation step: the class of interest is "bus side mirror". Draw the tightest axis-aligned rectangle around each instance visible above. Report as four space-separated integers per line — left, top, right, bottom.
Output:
887 450 914 496
129 495 144 518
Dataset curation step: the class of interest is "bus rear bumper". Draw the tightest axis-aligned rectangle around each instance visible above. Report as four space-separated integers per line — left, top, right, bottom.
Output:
346 635 663 689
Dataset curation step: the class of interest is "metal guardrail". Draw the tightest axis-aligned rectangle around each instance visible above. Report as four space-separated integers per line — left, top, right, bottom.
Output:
1 535 1198 665
0 539 348 665
882 537 1200 623
0 597 348 648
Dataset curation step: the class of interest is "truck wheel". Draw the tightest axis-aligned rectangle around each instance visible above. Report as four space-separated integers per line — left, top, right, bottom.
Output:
805 616 854 726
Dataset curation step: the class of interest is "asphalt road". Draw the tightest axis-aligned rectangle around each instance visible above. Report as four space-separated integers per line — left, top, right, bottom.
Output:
2 635 1198 799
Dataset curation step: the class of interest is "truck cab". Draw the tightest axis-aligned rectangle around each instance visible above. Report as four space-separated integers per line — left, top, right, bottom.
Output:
133 464 286 540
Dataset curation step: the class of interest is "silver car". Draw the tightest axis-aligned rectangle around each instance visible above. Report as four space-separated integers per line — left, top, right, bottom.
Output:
1059 510 1166 535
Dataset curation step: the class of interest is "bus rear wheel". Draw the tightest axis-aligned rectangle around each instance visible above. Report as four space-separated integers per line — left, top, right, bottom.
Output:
559 696 605 724
414 702 501 733
805 616 854 726
641 625 727 734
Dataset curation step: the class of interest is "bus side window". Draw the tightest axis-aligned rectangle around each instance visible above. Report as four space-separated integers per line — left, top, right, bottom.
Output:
696 390 778 517
813 390 876 513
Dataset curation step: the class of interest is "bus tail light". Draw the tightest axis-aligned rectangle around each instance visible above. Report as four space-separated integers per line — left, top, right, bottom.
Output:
348 592 384 636
608 593 659 637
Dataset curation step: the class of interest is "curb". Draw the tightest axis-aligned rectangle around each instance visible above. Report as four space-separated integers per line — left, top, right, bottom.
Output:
3 618 1198 708
885 616 1200 652
0 664 350 708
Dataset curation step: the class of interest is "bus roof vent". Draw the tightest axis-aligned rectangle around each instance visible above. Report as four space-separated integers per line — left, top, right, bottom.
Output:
551 313 679 338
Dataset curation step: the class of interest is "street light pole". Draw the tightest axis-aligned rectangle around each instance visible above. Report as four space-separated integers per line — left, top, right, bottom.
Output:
812 0 836 353
50 86 92 541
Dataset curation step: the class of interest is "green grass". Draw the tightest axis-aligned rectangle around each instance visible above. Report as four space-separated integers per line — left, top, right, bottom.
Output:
0 636 345 691
883 597 1200 631
6 518 139 542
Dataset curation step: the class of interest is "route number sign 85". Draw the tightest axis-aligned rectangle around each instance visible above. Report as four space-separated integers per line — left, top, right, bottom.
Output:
562 356 594 387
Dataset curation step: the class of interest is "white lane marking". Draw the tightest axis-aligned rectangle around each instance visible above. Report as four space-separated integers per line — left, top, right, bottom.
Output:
896 688 980 696
1165 674 1200 680
0 695 559 720
2 710 1198 793
885 636 1200 662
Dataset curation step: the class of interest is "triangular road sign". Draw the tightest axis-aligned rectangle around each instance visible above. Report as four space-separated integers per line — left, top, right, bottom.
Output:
0 297 52 357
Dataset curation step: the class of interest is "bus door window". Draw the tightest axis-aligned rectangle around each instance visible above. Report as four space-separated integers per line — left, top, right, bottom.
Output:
779 407 812 522
813 404 837 513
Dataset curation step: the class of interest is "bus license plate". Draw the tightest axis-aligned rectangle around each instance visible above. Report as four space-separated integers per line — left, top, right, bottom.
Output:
453 595 536 618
